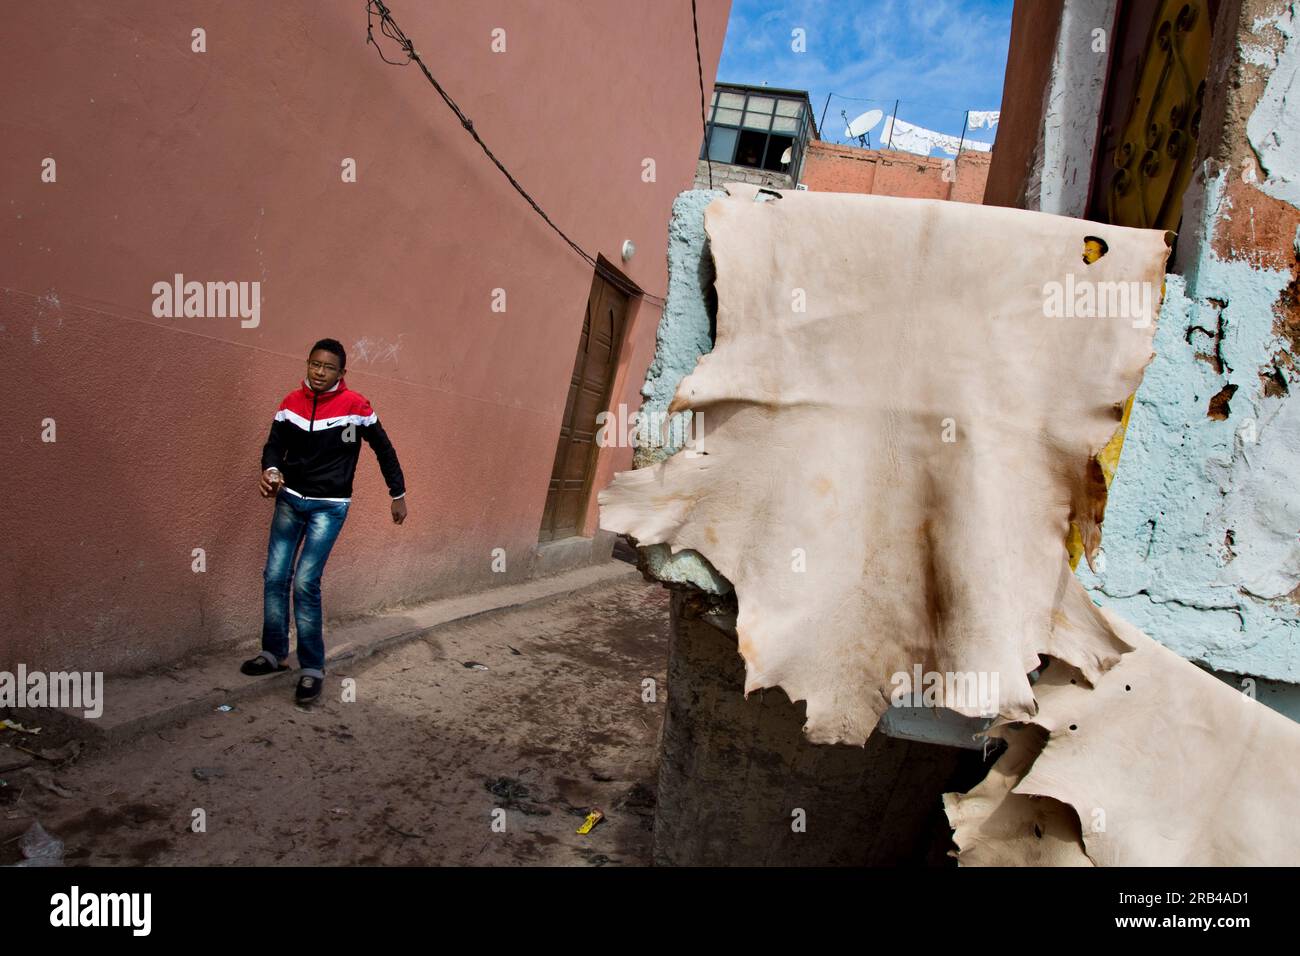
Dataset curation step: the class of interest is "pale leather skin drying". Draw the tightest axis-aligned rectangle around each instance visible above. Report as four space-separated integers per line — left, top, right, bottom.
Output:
600 182 1300 866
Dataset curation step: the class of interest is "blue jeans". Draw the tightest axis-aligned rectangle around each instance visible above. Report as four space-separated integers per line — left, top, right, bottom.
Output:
261 490 350 677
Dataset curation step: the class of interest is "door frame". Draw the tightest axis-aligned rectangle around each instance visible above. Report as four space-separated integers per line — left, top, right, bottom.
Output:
538 257 639 541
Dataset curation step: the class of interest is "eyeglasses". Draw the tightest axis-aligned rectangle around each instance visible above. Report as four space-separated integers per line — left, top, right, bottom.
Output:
307 360 339 373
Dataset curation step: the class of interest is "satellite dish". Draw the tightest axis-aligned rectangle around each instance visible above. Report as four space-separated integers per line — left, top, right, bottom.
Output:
845 109 883 140
780 146 792 165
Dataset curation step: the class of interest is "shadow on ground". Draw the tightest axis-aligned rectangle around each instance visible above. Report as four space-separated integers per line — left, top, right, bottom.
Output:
1 576 671 866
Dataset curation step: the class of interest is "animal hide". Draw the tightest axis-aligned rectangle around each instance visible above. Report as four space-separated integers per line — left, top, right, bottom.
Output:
600 182 1166 745
599 183 1300 865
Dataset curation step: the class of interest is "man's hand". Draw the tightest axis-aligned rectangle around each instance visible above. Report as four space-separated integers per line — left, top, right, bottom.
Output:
259 468 283 498
391 496 408 525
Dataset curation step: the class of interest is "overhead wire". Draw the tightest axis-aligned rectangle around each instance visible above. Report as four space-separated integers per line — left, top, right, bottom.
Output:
691 0 715 190
364 0 672 308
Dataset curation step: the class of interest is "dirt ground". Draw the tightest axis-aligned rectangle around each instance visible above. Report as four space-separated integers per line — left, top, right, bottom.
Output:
1 575 671 866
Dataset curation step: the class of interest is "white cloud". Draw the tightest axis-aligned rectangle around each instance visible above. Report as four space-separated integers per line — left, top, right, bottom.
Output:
716 0 1012 142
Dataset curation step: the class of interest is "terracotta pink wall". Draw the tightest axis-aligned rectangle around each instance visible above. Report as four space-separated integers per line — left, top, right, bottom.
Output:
0 0 730 674
802 141 990 203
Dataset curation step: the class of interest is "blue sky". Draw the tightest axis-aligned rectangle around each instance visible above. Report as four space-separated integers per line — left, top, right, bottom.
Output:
715 0 1013 151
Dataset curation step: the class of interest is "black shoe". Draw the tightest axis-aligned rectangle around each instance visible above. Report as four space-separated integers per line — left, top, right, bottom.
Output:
240 655 289 676
295 675 323 704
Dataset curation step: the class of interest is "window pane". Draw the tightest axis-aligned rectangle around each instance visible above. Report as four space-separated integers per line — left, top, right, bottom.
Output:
775 99 802 117
734 129 767 168
718 92 745 109
763 135 794 171
772 115 798 133
746 96 775 114
711 91 718 105
707 126 738 162
713 107 742 125
743 110 772 131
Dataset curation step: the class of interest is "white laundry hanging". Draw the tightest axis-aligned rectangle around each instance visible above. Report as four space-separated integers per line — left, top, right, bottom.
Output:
880 116 992 156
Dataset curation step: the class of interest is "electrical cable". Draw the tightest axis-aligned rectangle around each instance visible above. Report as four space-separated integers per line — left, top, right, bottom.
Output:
365 0 668 308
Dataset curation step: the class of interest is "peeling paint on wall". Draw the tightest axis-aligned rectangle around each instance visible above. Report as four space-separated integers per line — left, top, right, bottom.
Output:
627 190 730 595
1079 170 1300 697
634 191 718 468
1071 3 1300 716
1245 4 1300 206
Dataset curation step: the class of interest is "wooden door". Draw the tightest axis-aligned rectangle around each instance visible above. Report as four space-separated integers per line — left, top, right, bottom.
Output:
539 273 630 542
1087 0 1215 230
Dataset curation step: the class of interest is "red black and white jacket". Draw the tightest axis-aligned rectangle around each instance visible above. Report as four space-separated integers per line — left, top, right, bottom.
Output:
260 377 405 501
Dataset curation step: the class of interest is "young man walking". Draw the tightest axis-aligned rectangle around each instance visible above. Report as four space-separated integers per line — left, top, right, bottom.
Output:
242 338 408 703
